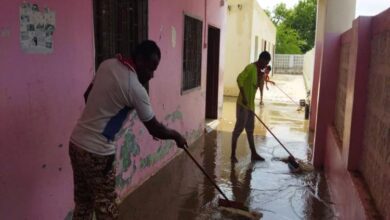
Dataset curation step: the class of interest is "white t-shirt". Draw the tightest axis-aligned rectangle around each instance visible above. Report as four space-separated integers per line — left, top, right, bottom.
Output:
71 59 154 155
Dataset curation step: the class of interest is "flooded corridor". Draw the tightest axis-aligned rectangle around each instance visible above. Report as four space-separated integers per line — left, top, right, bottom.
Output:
119 74 335 220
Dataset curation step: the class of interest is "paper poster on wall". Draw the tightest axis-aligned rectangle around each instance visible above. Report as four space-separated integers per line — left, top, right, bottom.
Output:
19 2 56 53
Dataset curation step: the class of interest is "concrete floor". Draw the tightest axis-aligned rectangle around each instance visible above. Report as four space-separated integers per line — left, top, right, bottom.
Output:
119 74 335 220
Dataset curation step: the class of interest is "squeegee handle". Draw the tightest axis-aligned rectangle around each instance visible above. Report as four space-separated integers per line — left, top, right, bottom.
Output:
183 146 230 202
274 84 300 106
252 111 295 158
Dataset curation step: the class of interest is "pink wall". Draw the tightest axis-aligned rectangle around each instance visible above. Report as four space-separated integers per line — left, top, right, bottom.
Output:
114 0 227 198
312 32 340 168
309 42 322 131
313 10 389 219
360 9 390 218
324 127 368 220
0 0 94 219
1 0 226 219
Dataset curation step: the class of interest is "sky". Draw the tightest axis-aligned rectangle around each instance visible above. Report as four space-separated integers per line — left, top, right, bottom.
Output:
256 0 389 17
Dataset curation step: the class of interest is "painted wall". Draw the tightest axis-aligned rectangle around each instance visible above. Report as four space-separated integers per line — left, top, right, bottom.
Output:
224 0 276 97
250 1 276 62
309 0 356 131
333 37 350 141
0 0 226 219
309 0 326 131
224 0 253 96
116 0 227 198
0 0 95 219
360 9 390 218
314 9 390 219
208 0 227 118
309 0 390 218
312 0 356 167
302 48 315 91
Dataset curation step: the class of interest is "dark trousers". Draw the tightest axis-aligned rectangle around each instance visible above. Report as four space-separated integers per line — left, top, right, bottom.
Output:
69 142 118 220
231 104 256 156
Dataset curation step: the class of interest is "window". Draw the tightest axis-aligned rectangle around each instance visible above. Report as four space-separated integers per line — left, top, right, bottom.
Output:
182 15 203 92
93 0 148 68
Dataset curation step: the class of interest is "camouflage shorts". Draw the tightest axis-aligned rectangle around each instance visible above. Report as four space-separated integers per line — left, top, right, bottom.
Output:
69 142 118 220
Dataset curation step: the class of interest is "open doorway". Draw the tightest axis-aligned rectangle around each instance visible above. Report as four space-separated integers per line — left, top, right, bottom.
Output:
205 26 220 119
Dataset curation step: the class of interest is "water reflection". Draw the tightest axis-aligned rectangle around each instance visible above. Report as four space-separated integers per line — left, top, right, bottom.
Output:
230 162 253 205
120 96 334 220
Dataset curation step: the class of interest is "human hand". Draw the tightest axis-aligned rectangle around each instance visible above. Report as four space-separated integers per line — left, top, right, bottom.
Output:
173 131 187 148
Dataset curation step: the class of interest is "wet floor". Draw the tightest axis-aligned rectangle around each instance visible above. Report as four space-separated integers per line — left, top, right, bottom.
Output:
119 74 335 220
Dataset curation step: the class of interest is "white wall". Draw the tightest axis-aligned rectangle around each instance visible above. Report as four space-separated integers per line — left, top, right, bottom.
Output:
224 0 254 96
224 0 276 96
303 48 315 92
251 0 276 62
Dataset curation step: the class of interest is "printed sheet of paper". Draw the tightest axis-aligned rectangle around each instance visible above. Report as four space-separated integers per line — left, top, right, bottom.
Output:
20 2 56 53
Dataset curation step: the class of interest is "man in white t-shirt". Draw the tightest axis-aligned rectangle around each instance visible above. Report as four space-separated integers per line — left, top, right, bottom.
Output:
69 40 187 220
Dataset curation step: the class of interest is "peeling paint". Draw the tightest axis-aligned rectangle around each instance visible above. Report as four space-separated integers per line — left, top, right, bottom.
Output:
159 25 164 41
184 124 203 143
121 132 140 171
64 210 73 220
164 108 183 123
171 26 176 48
140 141 174 168
115 107 202 193
116 130 140 188
0 27 11 38
116 163 137 189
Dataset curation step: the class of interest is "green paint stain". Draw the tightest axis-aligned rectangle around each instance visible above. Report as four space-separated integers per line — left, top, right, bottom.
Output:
116 130 140 189
116 163 137 188
185 126 202 143
140 141 174 168
120 132 140 172
164 109 183 123
64 210 73 220
115 108 199 189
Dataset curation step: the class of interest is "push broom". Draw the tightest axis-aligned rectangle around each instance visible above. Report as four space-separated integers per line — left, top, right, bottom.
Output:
249 110 314 172
182 146 262 219
271 84 305 111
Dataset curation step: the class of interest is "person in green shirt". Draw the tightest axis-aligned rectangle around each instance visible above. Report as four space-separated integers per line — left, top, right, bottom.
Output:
231 51 271 163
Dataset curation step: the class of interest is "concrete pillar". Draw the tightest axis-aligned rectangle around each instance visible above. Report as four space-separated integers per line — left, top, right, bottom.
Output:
311 0 356 168
343 17 371 171
308 0 326 131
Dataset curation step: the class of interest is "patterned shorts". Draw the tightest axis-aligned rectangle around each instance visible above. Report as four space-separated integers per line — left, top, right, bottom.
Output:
69 142 118 220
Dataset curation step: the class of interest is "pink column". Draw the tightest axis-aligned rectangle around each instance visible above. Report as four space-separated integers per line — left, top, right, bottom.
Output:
309 43 323 131
312 33 341 168
343 17 372 170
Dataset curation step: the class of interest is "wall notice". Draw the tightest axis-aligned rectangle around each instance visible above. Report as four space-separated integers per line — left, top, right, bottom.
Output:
20 2 56 53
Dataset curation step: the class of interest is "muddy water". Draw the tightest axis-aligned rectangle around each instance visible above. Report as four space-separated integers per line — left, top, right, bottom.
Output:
119 97 334 220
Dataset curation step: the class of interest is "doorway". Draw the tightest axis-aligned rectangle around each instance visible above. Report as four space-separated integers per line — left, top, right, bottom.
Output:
205 26 221 119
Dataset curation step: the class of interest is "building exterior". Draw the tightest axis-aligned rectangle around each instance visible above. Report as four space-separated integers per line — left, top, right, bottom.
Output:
310 0 389 218
1 0 389 219
223 0 276 97
0 0 226 219
302 48 315 91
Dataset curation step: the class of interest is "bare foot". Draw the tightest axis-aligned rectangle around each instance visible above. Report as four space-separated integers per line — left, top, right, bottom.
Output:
251 153 265 161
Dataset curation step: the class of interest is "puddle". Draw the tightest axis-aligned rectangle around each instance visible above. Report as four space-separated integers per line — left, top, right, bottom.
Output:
119 75 334 220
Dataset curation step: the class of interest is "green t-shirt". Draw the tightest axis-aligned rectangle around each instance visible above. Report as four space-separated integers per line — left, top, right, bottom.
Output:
237 63 258 111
